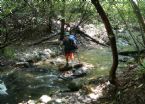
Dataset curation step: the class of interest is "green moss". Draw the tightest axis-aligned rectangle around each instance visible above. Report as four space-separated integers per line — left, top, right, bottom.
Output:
3 47 16 59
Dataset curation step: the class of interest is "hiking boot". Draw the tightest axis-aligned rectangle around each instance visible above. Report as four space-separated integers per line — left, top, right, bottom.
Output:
65 63 69 67
72 68 76 73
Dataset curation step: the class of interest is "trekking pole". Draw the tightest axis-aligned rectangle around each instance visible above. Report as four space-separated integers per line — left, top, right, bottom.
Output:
76 51 80 63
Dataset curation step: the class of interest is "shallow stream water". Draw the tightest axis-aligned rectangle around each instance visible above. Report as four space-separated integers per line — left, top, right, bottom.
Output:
0 47 128 103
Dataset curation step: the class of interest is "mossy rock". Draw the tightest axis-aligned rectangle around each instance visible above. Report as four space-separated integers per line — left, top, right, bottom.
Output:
67 79 83 91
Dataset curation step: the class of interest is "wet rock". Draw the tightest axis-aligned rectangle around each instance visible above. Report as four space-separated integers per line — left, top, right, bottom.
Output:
38 51 50 60
58 62 93 80
88 93 100 100
119 56 134 62
21 67 48 72
58 65 73 72
72 63 93 78
27 100 36 104
0 63 5 67
54 98 62 103
59 62 92 72
38 49 55 60
15 48 56 63
67 80 83 91
51 58 65 66
73 68 87 77
0 80 8 95
15 62 30 68
39 95 52 103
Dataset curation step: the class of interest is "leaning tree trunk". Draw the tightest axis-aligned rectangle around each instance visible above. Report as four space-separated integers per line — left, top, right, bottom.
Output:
91 0 118 85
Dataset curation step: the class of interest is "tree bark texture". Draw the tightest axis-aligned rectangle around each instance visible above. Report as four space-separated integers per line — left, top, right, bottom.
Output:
59 0 66 41
91 0 118 84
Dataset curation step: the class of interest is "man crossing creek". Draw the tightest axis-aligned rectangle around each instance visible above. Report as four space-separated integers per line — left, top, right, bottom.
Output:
61 31 78 67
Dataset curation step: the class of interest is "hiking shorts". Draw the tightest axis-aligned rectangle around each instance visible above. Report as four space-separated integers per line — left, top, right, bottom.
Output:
65 52 74 60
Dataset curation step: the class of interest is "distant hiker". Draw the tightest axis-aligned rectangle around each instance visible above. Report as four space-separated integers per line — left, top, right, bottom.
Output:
69 31 81 63
62 32 78 67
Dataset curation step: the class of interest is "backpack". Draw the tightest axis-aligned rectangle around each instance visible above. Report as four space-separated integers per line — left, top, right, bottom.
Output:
68 34 78 50
69 34 77 44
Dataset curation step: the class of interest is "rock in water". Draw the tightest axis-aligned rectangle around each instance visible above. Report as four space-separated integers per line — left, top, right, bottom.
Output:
67 80 83 91
74 63 83 68
59 63 83 72
39 95 52 103
0 80 8 95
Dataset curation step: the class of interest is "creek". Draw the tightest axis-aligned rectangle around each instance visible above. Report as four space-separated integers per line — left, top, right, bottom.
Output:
0 46 132 103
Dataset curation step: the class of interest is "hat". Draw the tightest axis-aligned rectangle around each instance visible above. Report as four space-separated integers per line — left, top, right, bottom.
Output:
65 32 70 36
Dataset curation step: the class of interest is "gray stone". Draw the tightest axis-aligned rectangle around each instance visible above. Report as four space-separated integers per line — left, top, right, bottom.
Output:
0 80 8 95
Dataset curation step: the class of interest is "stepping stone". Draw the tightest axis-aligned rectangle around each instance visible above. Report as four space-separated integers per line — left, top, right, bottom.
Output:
58 63 83 72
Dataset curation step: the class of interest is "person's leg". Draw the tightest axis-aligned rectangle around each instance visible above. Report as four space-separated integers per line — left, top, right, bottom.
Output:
69 52 75 67
70 52 74 61
65 53 69 66
65 52 74 67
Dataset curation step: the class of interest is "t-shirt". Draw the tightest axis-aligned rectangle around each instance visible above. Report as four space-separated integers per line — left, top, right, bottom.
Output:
63 38 77 53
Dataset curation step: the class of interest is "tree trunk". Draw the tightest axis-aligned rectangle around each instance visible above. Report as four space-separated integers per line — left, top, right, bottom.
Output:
48 0 52 33
130 0 145 46
60 19 65 40
59 0 66 41
91 0 118 85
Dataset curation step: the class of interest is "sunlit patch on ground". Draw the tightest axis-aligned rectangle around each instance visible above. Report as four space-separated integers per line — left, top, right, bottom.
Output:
87 81 109 100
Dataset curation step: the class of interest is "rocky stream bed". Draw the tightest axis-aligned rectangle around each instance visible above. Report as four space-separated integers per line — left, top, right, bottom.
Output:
1 47 145 104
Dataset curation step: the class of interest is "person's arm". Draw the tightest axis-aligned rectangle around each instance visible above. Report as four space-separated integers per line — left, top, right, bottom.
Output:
70 39 78 50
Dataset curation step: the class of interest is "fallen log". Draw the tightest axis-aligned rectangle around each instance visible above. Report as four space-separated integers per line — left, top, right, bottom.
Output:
118 49 145 56
28 33 59 46
75 28 108 47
